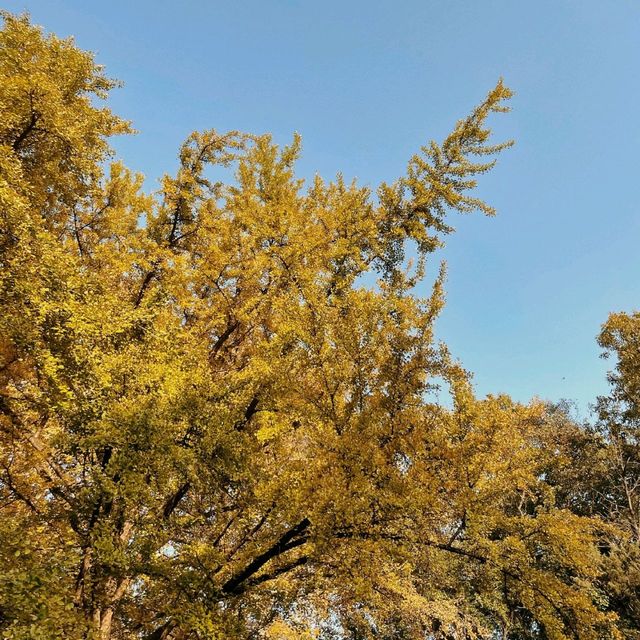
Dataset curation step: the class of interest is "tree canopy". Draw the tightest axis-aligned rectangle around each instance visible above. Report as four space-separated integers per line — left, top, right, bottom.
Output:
0 12 638 640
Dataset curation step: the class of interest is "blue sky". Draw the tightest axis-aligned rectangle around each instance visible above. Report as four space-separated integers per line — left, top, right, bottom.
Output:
6 0 640 416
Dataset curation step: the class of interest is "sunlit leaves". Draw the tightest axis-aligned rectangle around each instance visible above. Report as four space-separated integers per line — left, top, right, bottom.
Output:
0 12 625 640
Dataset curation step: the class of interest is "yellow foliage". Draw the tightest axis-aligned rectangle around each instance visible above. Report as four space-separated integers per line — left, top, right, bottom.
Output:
0 11 625 640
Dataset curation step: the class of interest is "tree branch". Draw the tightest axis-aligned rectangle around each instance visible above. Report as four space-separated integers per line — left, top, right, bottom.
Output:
222 518 310 594
12 108 40 152
162 481 191 519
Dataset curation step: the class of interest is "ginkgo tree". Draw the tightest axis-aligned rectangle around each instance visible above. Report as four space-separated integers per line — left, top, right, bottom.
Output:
0 12 622 640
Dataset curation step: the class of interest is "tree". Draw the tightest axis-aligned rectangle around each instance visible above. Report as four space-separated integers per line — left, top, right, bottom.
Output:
529 312 640 640
595 312 640 639
0 13 621 640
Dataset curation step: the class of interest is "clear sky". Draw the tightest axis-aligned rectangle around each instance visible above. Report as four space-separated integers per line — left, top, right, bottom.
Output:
5 0 640 416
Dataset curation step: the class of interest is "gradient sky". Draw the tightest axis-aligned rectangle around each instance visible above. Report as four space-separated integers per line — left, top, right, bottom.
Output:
5 0 640 417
